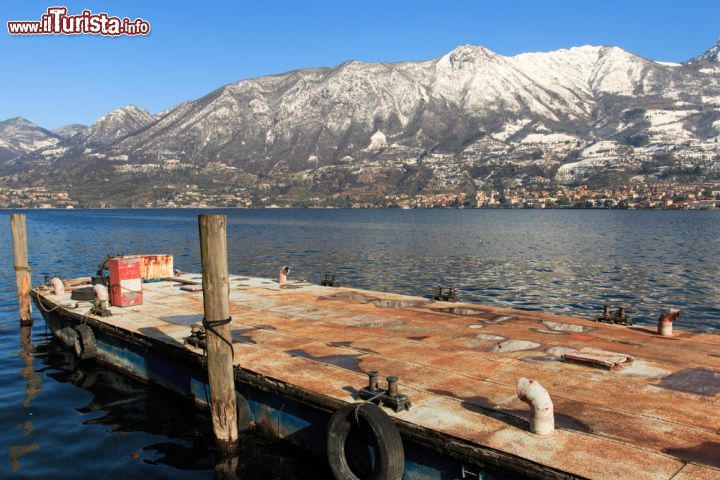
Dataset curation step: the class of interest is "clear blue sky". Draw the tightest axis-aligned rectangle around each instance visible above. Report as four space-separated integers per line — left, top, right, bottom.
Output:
2 0 719 129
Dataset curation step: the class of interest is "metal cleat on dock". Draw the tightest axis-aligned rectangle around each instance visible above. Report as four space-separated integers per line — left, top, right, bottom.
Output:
358 371 412 412
185 322 207 349
320 274 339 287
433 286 458 302
595 304 632 326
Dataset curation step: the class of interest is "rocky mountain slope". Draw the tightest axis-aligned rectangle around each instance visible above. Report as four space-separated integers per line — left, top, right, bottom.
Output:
52 124 88 139
0 117 61 162
73 105 153 148
693 39 720 64
2 40 720 204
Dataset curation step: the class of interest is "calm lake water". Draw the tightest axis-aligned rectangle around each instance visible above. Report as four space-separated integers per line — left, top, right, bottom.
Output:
1 208 718 478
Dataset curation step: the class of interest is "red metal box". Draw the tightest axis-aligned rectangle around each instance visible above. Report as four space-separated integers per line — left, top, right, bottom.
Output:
109 256 143 307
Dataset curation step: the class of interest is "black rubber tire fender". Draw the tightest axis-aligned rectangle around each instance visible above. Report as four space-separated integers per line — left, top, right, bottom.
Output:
326 402 404 480
73 324 97 360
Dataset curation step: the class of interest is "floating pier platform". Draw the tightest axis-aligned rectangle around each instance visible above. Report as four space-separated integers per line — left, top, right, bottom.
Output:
32 275 720 479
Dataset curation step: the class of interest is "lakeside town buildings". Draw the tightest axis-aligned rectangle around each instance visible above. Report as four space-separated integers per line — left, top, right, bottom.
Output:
2 182 718 210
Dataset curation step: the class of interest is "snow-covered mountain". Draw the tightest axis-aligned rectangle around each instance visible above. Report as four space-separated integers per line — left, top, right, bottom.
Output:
72 105 153 147
3 40 720 202
692 38 720 64
0 106 154 172
52 124 88 139
0 117 61 162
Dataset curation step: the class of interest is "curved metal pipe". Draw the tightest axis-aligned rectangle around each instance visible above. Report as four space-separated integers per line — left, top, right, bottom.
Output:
94 284 109 310
278 266 290 286
517 377 554 435
50 277 65 296
658 308 681 337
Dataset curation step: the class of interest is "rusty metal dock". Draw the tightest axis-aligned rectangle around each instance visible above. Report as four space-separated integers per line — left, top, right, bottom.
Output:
32 275 720 479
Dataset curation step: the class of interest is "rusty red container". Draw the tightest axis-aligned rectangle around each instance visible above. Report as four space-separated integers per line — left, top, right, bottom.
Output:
140 254 173 280
109 256 143 307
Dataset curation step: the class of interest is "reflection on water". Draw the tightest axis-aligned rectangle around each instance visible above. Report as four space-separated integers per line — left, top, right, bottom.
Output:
6 334 331 479
8 442 39 473
0 208 718 477
19 325 41 408
8 325 42 473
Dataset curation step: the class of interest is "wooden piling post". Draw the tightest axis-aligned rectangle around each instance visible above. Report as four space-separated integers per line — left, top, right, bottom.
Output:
10 214 32 325
198 214 239 453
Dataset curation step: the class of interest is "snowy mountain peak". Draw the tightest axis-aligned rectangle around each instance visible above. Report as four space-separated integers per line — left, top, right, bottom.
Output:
1 117 37 128
96 105 151 123
446 44 498 64
698 38 720 63
4 39 720 201
78 105 153 147
53 123 88 139
0 117 61 162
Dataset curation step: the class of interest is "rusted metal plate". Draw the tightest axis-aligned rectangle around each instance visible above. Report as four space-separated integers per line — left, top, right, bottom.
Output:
498 395 720 466
562 347 634 369
671 463 720 480
483 362 720 432
140 254 174 279
687 333 720 346
36 275 720 478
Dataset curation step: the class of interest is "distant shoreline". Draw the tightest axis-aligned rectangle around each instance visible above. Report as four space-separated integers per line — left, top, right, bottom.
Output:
1 206 718 212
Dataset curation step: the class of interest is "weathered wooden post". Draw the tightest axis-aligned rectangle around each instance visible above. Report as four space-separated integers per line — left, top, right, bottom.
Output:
10 214 32 325
198 214 239 454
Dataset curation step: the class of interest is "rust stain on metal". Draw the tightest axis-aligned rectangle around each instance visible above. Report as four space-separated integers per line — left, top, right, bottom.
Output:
670 463 720 480
349 319 406 329
327 341 379 355
35 274 720 478
406 335 430 341
140 254 174 279
319 291 379 303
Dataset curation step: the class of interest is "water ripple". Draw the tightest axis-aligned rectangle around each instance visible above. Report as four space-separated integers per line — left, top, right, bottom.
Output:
0 208 718 478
